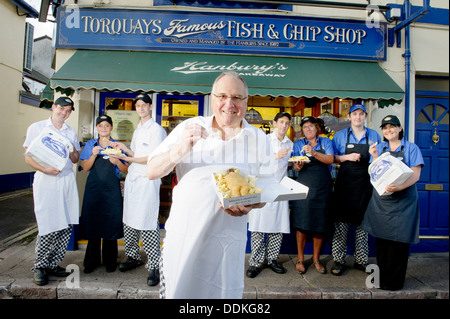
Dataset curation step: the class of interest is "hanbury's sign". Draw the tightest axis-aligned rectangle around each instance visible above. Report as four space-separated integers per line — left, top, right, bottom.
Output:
56 7 387 61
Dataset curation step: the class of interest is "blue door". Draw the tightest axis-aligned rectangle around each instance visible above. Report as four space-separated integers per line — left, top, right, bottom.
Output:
415 91 449 252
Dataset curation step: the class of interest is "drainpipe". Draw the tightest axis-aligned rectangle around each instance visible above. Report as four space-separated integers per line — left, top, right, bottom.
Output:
403 1 411 140
393 0 431 140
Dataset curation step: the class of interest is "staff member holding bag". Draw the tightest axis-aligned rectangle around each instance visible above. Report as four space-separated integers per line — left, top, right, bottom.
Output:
361 115 424 291
23 96 80 286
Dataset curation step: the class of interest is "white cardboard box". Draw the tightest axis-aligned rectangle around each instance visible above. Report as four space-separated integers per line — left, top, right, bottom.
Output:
25 128 73 171
213 173 309 208
368 152 413 196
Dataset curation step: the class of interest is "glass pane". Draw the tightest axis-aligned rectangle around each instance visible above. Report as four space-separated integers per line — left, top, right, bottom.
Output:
424 104 434 118
417 110 431 123
161 99 199 132
440 112 449 125
436 104 449 124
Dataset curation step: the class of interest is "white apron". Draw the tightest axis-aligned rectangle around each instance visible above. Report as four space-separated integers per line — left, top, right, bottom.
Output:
152 116 273 299
123 119 166 230
24 118 81 237
33 169 79 236
248 133 292 234
123 168 161 230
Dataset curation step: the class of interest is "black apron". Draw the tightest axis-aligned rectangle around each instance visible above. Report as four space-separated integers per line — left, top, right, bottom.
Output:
291 140 332 233
80 147 123 240
361 146 420 244
332 130 372 225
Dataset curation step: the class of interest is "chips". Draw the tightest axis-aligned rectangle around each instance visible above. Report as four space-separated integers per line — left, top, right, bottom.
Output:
288 156 310 162
214 168 261 199
100 148 122 155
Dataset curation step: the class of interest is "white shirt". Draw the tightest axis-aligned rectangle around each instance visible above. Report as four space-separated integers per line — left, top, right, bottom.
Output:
269 132 294 182
128 118 167 176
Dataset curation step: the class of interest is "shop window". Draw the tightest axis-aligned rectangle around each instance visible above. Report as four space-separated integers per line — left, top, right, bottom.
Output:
99 92 141 147
156 95 205 134
245 106 281 134
338 99 353 118
153 0 292 10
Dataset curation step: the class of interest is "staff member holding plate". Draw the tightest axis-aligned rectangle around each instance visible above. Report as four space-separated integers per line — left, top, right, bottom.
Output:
361 115 424 291
110 94 167 287
290 117 334 274
80 115 128 273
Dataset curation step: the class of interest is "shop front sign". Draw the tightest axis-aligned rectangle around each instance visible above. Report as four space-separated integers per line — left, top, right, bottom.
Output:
57 8 386 61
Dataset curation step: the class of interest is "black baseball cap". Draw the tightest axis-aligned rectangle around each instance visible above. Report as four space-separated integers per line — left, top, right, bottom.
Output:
380 115 401 127
274 112 292 121
54 96 74 111
300 116 316 126
96 114 113 126
134 94 152 104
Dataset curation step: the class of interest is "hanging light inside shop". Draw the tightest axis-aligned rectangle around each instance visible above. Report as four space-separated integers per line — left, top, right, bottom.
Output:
245 107 263 123
318 111 338 125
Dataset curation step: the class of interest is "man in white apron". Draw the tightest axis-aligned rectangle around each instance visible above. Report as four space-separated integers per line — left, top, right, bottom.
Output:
23 96 81 286
247 112 293 278
110 94 166 286
147 72 274 299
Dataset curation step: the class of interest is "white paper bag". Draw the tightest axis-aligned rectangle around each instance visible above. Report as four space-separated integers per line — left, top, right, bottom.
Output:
368 152 413 196
25 128 73 171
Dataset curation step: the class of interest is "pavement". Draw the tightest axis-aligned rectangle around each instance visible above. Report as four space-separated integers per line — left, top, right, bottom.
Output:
0 189 448 301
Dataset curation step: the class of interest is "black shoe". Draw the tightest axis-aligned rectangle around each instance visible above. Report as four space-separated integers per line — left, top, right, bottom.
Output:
353 262 369 273
47 266 70 277
118 257 143 272
147 269 160 286
331 261 344 276
268 260 287 274
33 268 48 286
246 265 263 278
106 264 117 273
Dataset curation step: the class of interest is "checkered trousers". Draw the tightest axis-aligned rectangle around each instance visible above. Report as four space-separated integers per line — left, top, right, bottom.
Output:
33 226 72 270
331 222 369 265
123 223 161 271
249 232 283 267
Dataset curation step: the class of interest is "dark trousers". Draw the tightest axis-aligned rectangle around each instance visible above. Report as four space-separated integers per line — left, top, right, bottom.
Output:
375 237 410 290
84 238 118 271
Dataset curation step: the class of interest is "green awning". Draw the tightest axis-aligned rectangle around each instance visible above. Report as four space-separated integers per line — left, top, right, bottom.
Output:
40 82 54 102
50 50 404 100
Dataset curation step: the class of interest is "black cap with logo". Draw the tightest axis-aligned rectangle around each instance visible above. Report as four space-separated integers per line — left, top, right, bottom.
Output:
54 96 75 111
380 115 401 127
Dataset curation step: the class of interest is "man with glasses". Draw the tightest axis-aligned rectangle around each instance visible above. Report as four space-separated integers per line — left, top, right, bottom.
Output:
147 71 274 299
